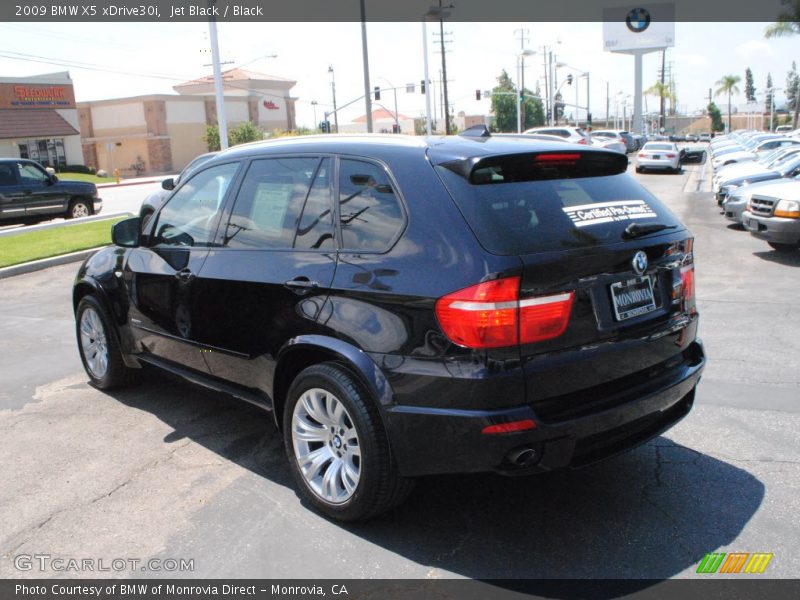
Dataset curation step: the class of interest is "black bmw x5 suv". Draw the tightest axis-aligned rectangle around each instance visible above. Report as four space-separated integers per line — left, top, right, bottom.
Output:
73 131 704 521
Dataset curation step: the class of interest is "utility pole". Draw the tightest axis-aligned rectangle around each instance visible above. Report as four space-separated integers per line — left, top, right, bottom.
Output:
207 16 228 149
515 28 529 125
328 66 338 133
659 49 666 132
360 0 373 133
437 0 451 135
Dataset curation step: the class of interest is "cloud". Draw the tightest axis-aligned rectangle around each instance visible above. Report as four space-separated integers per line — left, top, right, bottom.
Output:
735 40 775 61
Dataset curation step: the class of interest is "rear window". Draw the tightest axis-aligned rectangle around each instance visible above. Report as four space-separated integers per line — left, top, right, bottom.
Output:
435 155 682 255
643 143 673 151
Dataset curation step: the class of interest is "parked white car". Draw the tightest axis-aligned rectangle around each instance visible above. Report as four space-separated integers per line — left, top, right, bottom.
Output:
635 142 681 173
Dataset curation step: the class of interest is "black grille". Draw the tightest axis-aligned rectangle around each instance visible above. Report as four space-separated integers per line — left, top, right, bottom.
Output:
750 196 776 217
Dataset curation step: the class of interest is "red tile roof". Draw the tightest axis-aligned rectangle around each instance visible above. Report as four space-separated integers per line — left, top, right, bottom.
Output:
0 109 79 139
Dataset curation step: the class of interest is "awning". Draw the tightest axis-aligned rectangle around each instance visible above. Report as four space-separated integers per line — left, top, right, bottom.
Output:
0 109 79 140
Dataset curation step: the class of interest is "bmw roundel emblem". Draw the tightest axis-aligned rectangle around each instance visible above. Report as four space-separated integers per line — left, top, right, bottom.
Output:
632 251 648 275
626 8 651 33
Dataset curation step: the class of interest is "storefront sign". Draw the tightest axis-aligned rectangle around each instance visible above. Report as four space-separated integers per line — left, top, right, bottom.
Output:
0 83 76 109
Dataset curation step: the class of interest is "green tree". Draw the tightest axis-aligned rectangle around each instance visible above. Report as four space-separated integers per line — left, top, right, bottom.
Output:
765 73 775 113
489 69 545 132
203 124 220 152
745 67 756 103
707 102 724 132
715 75 741 132
787 61 800 127
203 121 263 151
764 0 800 37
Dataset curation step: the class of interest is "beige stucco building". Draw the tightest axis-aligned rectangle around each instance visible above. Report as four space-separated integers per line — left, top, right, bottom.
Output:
78 69 297 176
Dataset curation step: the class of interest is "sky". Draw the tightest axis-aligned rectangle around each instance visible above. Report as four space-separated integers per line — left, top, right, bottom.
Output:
0 21 798 130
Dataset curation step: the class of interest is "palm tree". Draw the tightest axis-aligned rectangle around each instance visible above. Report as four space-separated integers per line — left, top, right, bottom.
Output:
644 81 675 132
764 1 800 37
715 75 741 133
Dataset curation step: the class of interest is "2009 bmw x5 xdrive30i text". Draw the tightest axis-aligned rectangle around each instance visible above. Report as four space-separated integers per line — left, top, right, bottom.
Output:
73 131 704 521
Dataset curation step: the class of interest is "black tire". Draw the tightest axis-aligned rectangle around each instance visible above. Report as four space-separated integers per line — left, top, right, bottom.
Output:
768 242 799 253
68 198 91 219
283 362 414 521
635 167 643 173
76 295 140 389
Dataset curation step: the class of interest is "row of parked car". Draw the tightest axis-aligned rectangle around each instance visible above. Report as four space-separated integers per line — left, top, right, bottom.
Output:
521 126 638 154
711 128 800 252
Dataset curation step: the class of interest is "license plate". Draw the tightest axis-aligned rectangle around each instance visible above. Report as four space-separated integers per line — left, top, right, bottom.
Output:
610 276 656 321
653 155 661 159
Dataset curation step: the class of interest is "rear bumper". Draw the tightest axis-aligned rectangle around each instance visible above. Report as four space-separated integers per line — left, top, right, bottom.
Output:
383 340 705 477
637 158 678 170
743 211 800 244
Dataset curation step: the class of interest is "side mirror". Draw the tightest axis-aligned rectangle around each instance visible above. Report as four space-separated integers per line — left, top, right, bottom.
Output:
111 217 141 248
49 173 59 184
161 178 175 191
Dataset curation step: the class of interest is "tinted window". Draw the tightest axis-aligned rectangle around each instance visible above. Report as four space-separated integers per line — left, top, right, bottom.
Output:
338 159 404 252
17 163 48 185
0 164 16 186
436 165 682 255
644 144 674 151
154 162 238 247
224 157 324 249
295 158 335 250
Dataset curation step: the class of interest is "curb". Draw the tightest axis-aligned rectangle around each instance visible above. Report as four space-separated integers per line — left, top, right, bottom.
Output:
0 247 106 280
0 212 133 239
96 176 173 189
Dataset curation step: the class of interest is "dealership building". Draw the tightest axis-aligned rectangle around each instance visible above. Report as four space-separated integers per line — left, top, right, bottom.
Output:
0 72 82 169
78 68 298 176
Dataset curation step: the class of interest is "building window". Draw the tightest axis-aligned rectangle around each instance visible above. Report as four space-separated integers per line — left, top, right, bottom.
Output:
16 138 67 169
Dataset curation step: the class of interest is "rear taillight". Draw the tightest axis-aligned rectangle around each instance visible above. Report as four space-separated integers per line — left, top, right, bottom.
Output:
665 153 676 159
435 276 574 349
638 153 648 158
681 265 696 315
577 138 588 145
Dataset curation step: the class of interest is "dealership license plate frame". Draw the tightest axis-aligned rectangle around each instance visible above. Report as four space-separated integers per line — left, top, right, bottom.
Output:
610 275 657 321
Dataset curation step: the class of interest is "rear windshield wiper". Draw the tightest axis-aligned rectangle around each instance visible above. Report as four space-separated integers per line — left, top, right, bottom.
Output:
622 222 678 239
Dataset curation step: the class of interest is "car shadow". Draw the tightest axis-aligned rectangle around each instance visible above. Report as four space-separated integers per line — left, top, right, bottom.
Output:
753 250 800 267
108 372 764 591
726 222 745 231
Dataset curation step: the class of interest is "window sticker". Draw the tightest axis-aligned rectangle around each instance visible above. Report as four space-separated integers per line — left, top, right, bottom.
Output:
563 200 658 228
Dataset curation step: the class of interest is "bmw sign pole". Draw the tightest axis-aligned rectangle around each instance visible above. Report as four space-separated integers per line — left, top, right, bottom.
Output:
603 4 675 137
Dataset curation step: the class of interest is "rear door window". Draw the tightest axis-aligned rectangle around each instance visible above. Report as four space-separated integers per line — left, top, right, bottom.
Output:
435 153 682 255
224 157 332 250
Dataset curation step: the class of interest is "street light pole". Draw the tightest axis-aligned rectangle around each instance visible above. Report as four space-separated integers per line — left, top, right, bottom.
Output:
208 18 228 150
438 0 451 135
328 65 338 133
311 100 318 130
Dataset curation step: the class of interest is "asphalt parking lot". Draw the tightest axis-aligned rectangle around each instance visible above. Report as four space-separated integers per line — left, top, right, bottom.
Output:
1 159 799 581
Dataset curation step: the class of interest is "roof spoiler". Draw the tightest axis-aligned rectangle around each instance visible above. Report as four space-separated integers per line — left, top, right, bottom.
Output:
459 124 491 138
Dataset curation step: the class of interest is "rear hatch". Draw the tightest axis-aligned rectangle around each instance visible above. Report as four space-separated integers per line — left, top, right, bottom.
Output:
434 148 697 421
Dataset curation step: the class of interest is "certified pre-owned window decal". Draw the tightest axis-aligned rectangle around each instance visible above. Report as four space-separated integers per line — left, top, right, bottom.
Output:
563 200 658 228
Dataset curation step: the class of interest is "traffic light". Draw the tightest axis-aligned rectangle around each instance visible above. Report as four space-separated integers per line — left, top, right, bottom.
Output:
475 89 481 100
320 121 330 133
520 90 525 100
587 112 592 125
566 74 573 85
420 79 426 94
392 123 400 134
374 86 381 101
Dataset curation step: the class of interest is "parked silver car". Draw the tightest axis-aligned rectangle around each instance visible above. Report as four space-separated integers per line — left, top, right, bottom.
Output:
723 177 800 225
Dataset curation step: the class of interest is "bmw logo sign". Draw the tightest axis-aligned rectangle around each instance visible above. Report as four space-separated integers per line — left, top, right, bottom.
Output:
632 251 648 275
626 8 651 33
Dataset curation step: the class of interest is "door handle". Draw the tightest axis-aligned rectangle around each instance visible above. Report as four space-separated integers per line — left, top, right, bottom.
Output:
175 268 195 283
284 277 320 293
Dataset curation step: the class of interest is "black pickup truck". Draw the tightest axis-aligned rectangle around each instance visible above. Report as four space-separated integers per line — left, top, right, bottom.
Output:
0 159 102 225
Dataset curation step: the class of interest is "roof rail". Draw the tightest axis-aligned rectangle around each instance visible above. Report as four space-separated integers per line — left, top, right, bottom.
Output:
459 124 491 138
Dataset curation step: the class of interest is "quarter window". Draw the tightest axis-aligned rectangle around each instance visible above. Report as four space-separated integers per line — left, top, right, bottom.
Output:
338 159 404 252
154 162 238 247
